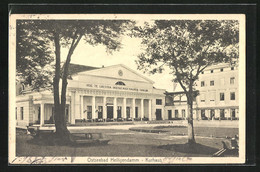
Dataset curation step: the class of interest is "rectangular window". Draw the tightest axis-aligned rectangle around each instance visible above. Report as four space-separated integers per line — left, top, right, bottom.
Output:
211 70 214 73
220 68 224 72
182 109 186 118
156 99 162 105
220 109 225 118
15 107 17 120
220 93 225 101
231 109 236 118
201 71 204 74
231 67 234 70
20 107 24 120
230 77 235 84
201 81 205 87
230 92 235 100
210 80 214 86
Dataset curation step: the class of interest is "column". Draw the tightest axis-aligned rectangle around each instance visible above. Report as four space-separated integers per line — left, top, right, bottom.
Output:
74 91 80 120
103 97 107 120
40 103 44 126
205 109 209 120
226 109 231 119
92 96 96 120
148 99 152 121
113 97 117 119
197 110 201 120
140 99 144 120
70 91 75 124
215 109 220 119
132 98 135 120
80 95 84 119
122 98 126 119
235 109 239 119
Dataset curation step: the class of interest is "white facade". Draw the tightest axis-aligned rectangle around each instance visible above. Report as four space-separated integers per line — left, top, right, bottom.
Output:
165 63 239 120
195 63 239 120
15 64 166 127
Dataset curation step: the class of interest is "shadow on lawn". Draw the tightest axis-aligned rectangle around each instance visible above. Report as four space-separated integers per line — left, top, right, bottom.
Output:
26 134 108 147
158 143 219 155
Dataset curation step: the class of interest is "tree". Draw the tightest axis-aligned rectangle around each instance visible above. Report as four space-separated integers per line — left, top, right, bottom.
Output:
134 20 239 145
16 21 54 91
17 20 134 143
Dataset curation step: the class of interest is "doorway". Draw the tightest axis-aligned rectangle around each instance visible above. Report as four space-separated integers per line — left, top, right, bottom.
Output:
168 110 172 120
135 107 138 118
98 106 103 119
156 109 162 120
117 106 122 118
126 107 130 118
107 106 113 118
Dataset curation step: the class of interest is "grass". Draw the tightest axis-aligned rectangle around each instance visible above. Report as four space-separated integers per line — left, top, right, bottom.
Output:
16 126 238 157
129 126 238 138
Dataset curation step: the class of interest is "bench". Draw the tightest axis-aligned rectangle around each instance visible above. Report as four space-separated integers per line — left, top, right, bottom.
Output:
71 132 110 145
27 126 55 139
213 135 239 157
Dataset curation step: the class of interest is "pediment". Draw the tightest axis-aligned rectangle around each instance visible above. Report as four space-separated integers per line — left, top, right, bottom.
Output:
77 64 154 84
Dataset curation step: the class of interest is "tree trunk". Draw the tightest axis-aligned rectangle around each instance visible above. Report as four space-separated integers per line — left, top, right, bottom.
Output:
187 94 196 145
53 31 72 143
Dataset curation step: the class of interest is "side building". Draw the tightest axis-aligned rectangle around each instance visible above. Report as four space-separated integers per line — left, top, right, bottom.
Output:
165 62 239 120
15 64 166 127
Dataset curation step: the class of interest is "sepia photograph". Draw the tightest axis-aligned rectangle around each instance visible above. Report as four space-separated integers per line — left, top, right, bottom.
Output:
9 13 246 164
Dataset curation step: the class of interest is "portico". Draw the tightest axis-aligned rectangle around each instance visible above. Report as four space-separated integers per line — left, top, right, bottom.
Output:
72 92 155 123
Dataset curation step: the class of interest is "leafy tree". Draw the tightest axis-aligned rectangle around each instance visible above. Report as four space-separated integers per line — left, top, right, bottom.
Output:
16 21 54 91
16 20 133 143
134 20 239 144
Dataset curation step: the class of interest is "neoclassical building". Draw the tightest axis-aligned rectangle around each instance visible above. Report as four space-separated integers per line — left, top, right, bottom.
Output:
16 64 166 127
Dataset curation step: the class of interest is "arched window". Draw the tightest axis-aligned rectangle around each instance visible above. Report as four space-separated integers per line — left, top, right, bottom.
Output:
115 81 126 86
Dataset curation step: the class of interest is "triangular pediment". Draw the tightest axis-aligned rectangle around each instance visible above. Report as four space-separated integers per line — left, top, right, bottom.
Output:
77 64 154 84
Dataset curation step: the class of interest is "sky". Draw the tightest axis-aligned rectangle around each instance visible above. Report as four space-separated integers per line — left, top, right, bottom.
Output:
60 35 182 92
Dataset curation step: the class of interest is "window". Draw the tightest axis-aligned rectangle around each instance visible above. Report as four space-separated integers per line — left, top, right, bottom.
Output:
182 109 186 118
230 92 235 100
231 109 236 118
156 99 162 105
230 77 235 84
220 68 224 72
20 107 24 120
210 80 214 86
220 109 225 118
201 81 205 87
201 71 204 74
231 67 234 70
115 81 125 86
15 107 17 120
211 70 214 73
220 93 225 101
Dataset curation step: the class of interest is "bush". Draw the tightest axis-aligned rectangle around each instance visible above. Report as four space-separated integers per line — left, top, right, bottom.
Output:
142 117 149 121
134 118 141 121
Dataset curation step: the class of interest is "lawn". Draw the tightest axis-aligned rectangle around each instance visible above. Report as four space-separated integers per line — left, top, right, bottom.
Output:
129 126 238 138
16 126 238 157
